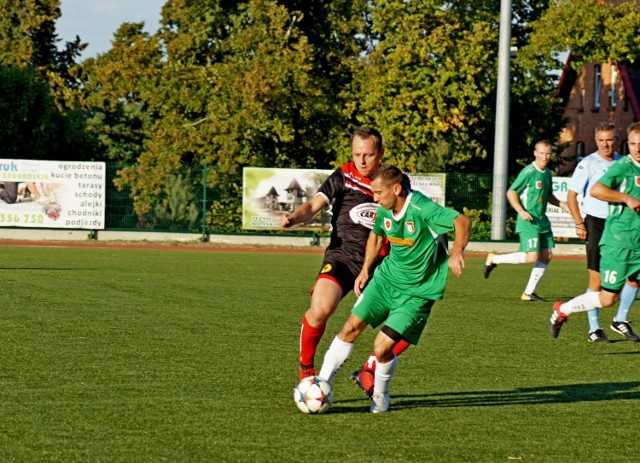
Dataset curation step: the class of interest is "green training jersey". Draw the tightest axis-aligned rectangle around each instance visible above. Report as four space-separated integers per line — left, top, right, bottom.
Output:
509 162 553 234
597 155 640 251
371 190 459 299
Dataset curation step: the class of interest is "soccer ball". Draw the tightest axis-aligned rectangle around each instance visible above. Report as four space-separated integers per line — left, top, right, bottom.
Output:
293 376 333 414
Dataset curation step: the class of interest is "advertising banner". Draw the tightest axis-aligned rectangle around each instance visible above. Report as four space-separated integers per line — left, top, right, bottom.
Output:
549 176 582 238
242 167 447 231
0 159 106 229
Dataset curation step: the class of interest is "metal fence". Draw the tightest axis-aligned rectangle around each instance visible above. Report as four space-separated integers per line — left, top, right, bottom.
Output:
104 164 502 235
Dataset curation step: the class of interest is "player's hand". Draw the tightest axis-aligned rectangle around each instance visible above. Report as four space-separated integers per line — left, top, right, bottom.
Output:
626 196 640 213
519 211 533 221
354 271 368 297
280 214 293 228
575 225 587 240
448 250 465 277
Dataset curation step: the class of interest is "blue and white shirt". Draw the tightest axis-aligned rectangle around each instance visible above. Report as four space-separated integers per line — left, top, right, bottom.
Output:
569 151 621 219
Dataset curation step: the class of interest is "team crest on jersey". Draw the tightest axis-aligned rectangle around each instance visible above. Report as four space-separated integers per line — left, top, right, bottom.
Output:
635 176 640 187
384 218 392 231
535 180 543 189
321 264 332 273
406 222 415 234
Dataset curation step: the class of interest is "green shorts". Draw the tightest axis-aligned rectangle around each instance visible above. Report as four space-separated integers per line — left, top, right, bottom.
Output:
351 277 434 345
518 230 555 252
599 245 640 292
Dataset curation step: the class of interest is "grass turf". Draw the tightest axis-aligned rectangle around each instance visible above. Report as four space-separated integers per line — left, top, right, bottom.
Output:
1 245 639 462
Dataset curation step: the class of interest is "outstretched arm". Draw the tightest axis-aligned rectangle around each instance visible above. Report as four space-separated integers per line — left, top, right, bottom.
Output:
279 195 328 228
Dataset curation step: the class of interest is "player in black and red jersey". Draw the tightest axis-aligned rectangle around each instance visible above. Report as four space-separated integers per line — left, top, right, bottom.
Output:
280 127 410 396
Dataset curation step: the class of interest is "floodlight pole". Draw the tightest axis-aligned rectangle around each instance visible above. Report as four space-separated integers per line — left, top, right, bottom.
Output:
491 0 512 240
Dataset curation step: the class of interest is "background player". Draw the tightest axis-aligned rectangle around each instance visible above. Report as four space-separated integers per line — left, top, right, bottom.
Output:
550 123 640 339
483 140 570 301
567 122 637 342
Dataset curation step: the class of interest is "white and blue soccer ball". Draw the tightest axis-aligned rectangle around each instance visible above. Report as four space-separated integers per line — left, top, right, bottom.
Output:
293 376 334 414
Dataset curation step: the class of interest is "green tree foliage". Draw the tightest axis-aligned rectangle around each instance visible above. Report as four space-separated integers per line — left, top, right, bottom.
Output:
350 0 562 174
0 64 93 160
523 0 640 69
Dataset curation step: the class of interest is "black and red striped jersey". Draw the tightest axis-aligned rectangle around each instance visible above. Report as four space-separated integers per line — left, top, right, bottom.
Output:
315 162 379 268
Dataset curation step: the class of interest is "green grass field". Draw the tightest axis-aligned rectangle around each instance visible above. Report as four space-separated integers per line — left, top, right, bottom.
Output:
1 244 639 462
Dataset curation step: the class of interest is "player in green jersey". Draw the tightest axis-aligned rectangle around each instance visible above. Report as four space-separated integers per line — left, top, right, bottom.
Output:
483 140 570 301
550 123 640 339
318 165 471 413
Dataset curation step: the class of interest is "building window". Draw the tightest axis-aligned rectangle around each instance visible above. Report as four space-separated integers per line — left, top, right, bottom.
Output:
593 64 601 111
580 88 585 112
609 64 617 108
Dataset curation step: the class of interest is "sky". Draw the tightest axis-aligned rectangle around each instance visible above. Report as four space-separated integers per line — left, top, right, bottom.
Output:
56 0 167 59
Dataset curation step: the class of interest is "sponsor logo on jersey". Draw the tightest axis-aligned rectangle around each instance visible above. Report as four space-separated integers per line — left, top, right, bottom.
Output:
535 180 542 189
349 203 378 229
321 264 332 273
406 221 415 234
388 236 415 246
384 217 392 231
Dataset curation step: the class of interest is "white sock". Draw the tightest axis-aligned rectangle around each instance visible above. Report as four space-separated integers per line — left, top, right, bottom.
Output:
373 355 397 395
318 337 354 385
524 261 547 295
492 252 527 264
560 292 602 315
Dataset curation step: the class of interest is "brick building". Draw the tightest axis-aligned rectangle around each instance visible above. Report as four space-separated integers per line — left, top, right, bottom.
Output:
556 55 640 174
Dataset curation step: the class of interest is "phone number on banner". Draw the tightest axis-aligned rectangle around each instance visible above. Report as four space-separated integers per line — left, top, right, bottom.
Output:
0 213 44 225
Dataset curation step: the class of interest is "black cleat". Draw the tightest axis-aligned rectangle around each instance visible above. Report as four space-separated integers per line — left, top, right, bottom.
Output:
521 293 545 302
549 302 568 338
588 329 610 343
610 321 640 342
483 253 497 279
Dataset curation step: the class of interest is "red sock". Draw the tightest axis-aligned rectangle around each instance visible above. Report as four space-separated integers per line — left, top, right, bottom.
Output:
299 314 326 366
362 339 411 371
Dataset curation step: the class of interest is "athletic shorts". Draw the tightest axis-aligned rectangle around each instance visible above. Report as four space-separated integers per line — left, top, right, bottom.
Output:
312 256 382 297
585 215 605 271
518 230 555 252
599 245 640 292
351 277 434 345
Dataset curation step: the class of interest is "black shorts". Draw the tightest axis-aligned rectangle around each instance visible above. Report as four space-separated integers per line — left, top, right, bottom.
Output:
312 254 382 297
585 215 606 271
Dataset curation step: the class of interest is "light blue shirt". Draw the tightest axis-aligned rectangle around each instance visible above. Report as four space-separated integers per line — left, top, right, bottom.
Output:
569 151 621 219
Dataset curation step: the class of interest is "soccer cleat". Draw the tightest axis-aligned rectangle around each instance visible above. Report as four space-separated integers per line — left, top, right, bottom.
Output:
370 392 390 413
351 369 374 398
549 302 568 338
483 253 497 279
520 293 545 302
588 329 610 343
610 321 640 342
299 364 316 380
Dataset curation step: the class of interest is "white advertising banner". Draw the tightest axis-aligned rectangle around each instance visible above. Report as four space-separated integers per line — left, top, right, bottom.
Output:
242 167 447 230
549 176 582 238
0 159 106 229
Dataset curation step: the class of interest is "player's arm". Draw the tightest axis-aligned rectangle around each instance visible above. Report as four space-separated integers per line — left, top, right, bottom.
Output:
506 189 532 221
591 183 640 212
280 195 328 228
566 190 586 239
354 231 385 297
548 193 569 212
449 213 471 277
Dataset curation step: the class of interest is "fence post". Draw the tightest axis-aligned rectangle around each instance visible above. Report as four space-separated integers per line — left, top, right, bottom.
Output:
201 164 208 242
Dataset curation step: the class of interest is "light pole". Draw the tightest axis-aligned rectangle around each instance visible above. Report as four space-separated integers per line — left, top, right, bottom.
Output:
490 0 512 240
